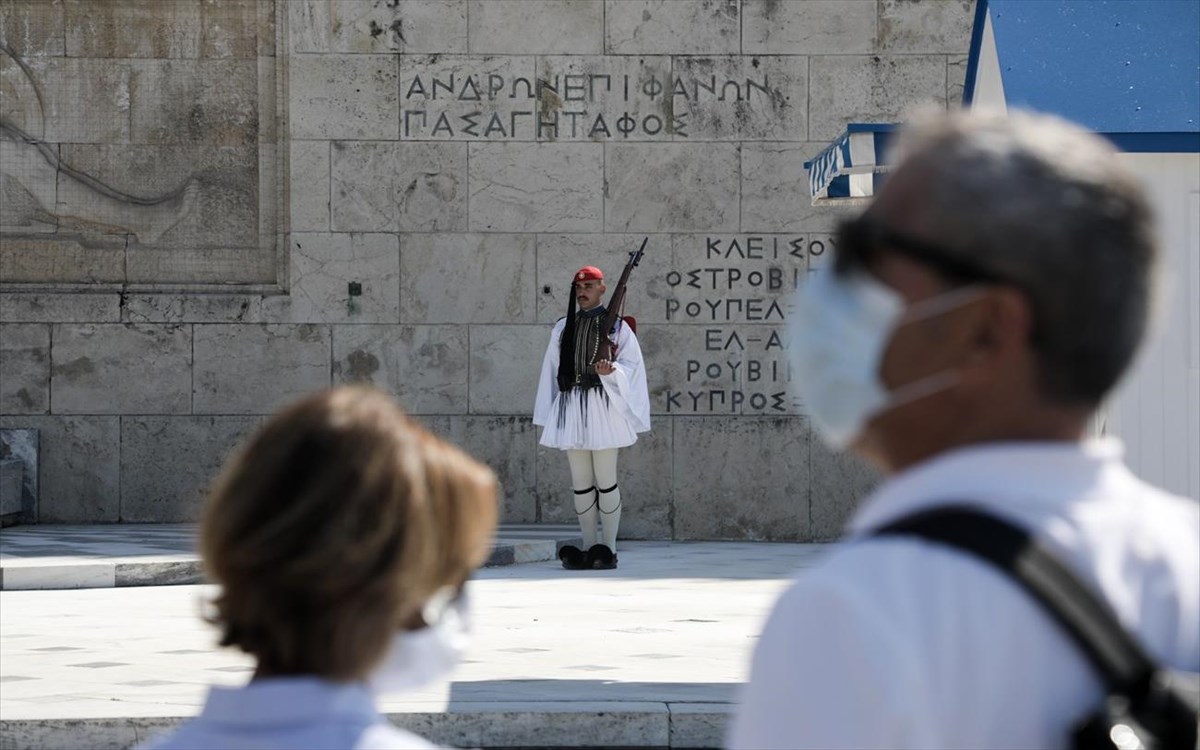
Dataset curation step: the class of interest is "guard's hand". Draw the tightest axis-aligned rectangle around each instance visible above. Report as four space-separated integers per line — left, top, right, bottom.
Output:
595 359 615 376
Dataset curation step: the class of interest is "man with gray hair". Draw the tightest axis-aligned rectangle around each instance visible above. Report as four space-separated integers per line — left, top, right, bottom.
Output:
728 110 1199 748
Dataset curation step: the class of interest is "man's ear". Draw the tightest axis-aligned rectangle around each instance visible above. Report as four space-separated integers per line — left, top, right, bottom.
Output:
965 286 1034 370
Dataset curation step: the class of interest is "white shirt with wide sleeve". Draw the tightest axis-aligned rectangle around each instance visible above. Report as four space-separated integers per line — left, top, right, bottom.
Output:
533 317 651 450
728 439 1200 750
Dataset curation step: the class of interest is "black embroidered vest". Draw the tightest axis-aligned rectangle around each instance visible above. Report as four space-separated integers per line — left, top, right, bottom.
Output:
566 305 605 390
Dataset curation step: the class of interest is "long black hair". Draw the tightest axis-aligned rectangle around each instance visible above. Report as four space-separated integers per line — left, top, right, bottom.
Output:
556 282 577 392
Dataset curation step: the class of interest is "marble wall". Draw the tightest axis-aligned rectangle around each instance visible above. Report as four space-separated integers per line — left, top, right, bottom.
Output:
0 0 974 538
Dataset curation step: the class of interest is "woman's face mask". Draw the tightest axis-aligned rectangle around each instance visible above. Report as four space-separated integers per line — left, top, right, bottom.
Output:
788 268 983 450
368 585 470 695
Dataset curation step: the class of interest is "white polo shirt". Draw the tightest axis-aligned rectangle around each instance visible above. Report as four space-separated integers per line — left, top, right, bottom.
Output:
728 439 1199 750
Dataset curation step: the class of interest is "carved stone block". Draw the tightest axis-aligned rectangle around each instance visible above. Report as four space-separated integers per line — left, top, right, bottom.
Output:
54 144 258 253
671 55 808 141
468 0 603 55
533 54 672 142
879 0 976 54
286 232 400 324
401 233 535 324
808 55 948 141
52 324 193 414
288 0 331 53
289 54 399 140
291 140 330 232
331 141 467 232
948 54 970 106
120 294 264 325
33 58 131 144
0 128 57 235
333 324 469 414
0 415 119 522
0 0 65 57
469 142 603 232
742 143 858 233
605 0 739 55
0 427 38 521
636 325 708 415
742 0 875 55
0 237 126 284
605 143 739 232
119 416 260 522
201 0 262 59
0 324 50 415
667 233 809 320
129 60 259 146
0 294 121 323
810 435 881 540
125 246 277 285
398 55 537 141
606 416 672 539
467 324 548 414
64 0 203 59
672 416 810 540
441 415 538 523
638 323 800 417
193 324 331 414
326 0 468 54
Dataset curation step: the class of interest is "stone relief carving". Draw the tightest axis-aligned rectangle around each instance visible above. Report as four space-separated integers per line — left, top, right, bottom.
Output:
0 0 279 288
1 43 201 244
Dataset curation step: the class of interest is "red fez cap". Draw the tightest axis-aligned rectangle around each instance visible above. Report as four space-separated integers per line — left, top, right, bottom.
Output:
574 266 604 282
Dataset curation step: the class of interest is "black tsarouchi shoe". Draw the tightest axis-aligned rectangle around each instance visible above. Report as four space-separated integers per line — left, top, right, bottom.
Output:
586 544 618 570
558 544 588 570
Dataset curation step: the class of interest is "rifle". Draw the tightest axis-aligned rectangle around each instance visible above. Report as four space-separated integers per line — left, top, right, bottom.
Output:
597 237 648 362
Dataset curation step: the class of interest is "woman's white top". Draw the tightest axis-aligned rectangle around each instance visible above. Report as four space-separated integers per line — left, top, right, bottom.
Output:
533 317 651 451
140 677 436 750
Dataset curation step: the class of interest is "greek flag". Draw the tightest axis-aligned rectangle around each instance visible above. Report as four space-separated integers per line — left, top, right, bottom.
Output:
805 124 896 205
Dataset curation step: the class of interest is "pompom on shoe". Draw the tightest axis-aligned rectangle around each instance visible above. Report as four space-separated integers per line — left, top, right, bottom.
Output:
586 544 618 570
558 544 588 570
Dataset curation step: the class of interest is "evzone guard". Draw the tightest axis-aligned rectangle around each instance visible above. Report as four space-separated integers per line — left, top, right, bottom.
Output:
533 240 651 570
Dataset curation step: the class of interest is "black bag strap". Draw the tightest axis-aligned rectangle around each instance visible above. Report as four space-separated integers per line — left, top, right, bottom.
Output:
873 506 1157 701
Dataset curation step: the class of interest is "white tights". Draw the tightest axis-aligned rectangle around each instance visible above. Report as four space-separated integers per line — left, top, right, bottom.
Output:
566 448 621 551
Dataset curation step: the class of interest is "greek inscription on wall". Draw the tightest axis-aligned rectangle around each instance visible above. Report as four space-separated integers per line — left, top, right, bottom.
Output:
399 56 805 141
657 234 833 416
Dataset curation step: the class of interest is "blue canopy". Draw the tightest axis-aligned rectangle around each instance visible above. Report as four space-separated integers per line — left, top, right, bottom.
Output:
964 0 1200 152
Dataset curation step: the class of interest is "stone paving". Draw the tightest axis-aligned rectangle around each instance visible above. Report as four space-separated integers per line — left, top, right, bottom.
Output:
0 524 583 590
0 539 831 749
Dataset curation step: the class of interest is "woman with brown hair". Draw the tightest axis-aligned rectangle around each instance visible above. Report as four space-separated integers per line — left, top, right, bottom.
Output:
143 386 498 749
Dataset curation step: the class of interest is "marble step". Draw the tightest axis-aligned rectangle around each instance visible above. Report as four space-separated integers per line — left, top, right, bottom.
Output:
0 701 727 750
0 524 582 591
